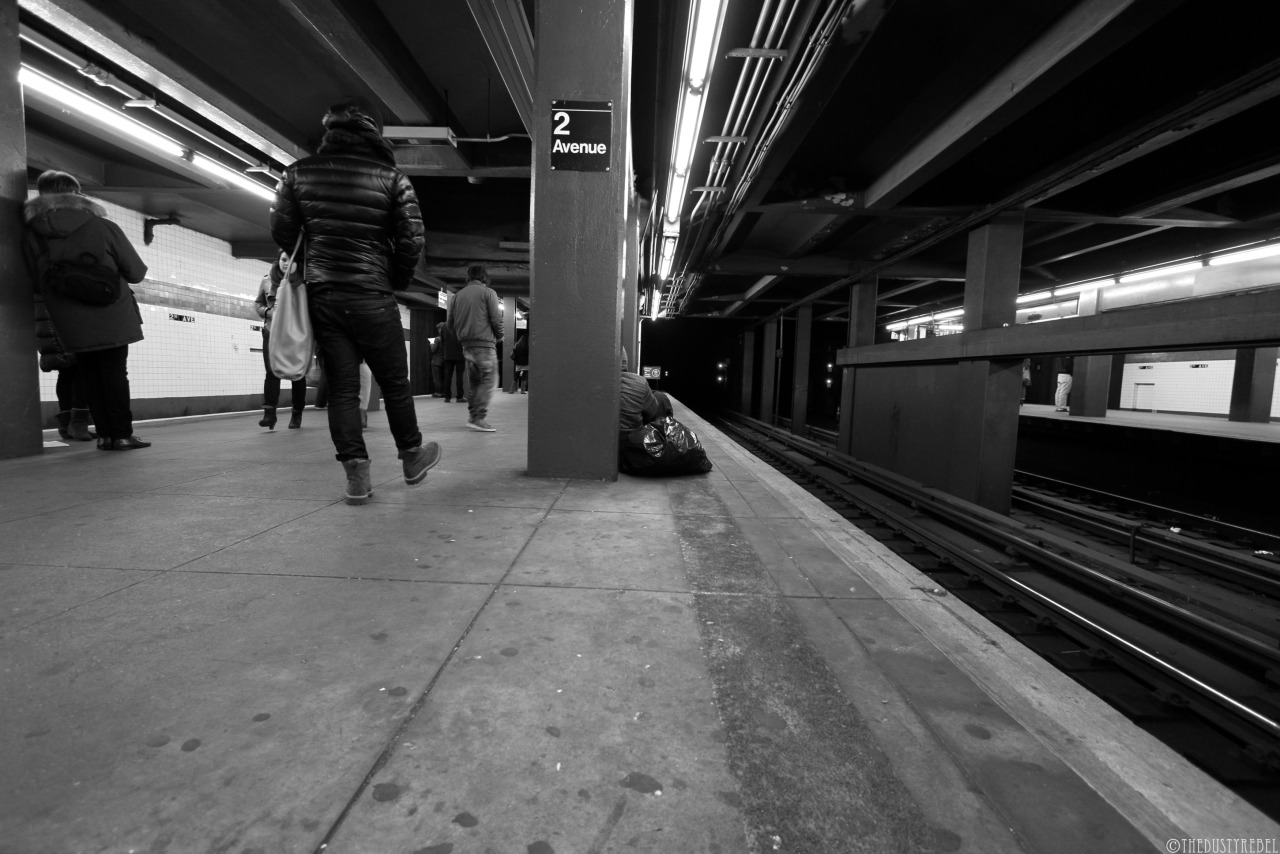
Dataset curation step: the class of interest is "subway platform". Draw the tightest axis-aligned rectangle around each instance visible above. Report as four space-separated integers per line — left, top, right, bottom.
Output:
1 391 1274 854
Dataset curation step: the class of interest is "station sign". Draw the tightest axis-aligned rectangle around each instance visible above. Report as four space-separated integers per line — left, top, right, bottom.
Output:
641 366 661 380
550 100 612 172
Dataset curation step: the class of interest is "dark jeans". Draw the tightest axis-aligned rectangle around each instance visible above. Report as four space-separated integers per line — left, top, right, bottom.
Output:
431 362 444 394
442 359 465 401
310 291 422 461
76 345 132 439
55 365 86 411
261 330 306 411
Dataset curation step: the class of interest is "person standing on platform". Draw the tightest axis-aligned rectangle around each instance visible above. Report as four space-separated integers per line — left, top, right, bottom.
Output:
1054 355 1074 413
22 170 151 451
440 313 466 403
270 97 440 504
447 265 502 432
511 328 529 393
430 322 446 397
254 252 307 430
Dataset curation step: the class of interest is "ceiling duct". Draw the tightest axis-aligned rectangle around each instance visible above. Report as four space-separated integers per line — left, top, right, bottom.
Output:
383 126 471 171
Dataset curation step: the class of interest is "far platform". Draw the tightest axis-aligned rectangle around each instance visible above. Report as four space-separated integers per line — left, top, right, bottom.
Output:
1 391 1273 852
1020 402 1280 443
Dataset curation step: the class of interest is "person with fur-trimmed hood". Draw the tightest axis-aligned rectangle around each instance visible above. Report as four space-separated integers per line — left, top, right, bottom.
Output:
270 97 439 504
21 170 151 451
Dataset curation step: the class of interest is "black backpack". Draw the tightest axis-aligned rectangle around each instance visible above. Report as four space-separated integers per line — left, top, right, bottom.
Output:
33 228 120 306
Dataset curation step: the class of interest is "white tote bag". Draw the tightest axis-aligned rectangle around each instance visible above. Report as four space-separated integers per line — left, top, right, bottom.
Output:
267 234 314 382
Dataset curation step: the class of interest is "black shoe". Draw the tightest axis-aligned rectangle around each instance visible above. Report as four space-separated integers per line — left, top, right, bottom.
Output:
288 410 303 429
104 436 151 451
259 406 277 429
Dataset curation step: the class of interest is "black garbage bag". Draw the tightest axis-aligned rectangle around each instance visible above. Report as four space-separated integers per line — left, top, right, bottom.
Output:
619 415 713 476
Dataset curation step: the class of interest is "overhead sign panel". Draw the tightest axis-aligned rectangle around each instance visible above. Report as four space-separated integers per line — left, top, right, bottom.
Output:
550 100 612 172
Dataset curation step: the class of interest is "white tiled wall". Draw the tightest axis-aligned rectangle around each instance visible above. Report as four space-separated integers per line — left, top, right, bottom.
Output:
96 198 269 299
1119 359 1264 416
37 194 411 406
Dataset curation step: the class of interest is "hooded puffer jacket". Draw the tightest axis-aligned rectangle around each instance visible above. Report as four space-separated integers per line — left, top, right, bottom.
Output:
22 193 147 353
270 155 424 294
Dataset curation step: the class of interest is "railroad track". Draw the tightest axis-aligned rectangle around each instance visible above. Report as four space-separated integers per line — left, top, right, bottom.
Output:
715 412 1280 819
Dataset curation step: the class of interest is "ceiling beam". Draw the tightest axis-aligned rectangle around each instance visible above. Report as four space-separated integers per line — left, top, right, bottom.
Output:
1121 157 1280 218
721 275 782 318
276 0 447 127
464 0 535 133
760 50 1280 326
865 0 1149 208
19 0 304 165
1023 208 1241 228
1022 58 1280 209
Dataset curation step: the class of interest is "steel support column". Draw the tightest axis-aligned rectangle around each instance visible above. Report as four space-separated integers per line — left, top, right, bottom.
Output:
740 328 755 415
502 294 517 392
949 214 1024 512
758 319 778 424
0 0 40 459
790 304 812 437
1229 347 1278 423
1069 288 1109 417
528 0 631 477
622 194 639 372
838 278 877 454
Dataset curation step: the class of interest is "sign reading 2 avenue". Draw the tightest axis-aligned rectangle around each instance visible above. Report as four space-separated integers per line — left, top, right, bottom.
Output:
550 100 612 173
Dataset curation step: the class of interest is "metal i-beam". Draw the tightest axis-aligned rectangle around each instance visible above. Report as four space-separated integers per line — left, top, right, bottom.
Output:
465 0 535 133
865 0 1144 208
19 0 304 164
277 0 446 126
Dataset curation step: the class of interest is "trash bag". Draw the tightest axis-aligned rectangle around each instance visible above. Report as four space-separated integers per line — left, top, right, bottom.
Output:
620 415 713 476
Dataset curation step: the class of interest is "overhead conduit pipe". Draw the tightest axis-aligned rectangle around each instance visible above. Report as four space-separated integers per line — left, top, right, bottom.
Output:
670 0 865 316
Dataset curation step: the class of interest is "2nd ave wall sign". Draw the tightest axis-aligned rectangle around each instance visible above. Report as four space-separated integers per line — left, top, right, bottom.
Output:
550 100 612 172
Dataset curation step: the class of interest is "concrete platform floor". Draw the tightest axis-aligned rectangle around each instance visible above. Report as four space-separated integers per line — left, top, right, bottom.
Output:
2 391 1275 853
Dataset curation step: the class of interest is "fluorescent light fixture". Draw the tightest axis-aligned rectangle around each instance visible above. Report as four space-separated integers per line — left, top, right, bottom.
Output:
191 153 277 201
657 237 677 280
1016 290 1053 304
937 324 964 332
1208 243 1280 266
20 66 184 157
932 308 964 320
671 91 704 176
1053 277 1115 296
1118 261 1201 283
885 320 909 331
665 171 690 220
686 0 726 91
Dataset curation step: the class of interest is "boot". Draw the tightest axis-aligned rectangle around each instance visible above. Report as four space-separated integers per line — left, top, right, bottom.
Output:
55 410 73 441
68 409 95 441
259 405 278 429
342 459 372 505
288 409 303 429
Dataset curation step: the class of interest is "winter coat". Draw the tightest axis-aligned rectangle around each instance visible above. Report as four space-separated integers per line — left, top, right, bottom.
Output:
440 321 464 360
22 193 147 353
431 324 446 366
511 333 529 366
447 280 502 349
253 261 287 332
270 149 424 295
33 285 74 372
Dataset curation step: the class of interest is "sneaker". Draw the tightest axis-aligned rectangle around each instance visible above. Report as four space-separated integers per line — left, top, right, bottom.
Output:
400 442 442 485
467 419 496 432
1055 407 1069 412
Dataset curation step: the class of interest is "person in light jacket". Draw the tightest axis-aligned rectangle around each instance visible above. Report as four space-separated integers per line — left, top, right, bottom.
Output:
22 170 151 451
446 264 503 431
254 253 308 430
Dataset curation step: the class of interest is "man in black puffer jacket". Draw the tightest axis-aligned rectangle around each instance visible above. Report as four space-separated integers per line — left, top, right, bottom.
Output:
271 98 440 504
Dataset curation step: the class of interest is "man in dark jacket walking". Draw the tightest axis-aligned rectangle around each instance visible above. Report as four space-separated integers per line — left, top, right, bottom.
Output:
270 98 440 504
447 265 503 432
